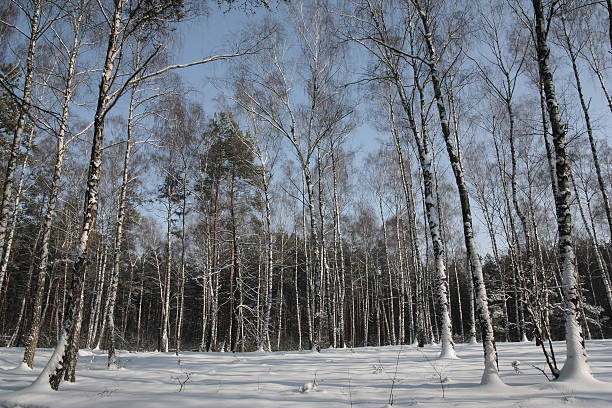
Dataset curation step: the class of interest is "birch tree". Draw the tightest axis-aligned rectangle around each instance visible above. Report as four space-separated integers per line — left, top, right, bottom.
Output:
22 0 89 370
531 0 592 381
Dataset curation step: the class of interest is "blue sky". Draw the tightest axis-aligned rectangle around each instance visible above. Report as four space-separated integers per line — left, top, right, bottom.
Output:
172 5 380 158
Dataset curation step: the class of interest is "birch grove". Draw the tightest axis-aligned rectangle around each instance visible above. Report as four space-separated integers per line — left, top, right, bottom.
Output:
0 0 609 393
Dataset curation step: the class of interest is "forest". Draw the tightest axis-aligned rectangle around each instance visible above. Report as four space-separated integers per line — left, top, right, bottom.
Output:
0 0 610 394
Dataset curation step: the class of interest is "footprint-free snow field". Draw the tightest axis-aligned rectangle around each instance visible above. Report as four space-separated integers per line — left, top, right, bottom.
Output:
1 340 611 407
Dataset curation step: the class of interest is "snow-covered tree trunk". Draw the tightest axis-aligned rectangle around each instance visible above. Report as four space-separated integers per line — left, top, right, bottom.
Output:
531 0 592 381
413 0 497 380
29 0 126 390
379 40 455 354
491 127 528 342
389 95 422 344
63 265 88 382
398 83 454 356
363 235 370 346
397 218 414 344
136 262 144 349
475 173 510 342
305 173 322 349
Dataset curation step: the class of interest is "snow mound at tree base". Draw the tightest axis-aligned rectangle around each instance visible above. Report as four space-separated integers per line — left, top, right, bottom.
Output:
10 363 32 373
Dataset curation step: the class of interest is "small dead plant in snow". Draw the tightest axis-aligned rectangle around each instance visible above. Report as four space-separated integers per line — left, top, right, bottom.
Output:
416 347 448 399
172 357 193 392
387 347 403 406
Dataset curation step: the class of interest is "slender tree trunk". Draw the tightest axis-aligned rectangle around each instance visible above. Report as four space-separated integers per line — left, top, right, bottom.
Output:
302 196 313 350
330 143 346 347
276 234 285 350
294 224 303 349
371 22 454 351
404 97 453 357
414 0 497 380
379 198 396 345
8 221 41 349
136 260 144 349
1 126 35 320
31 0 126 390
175 161 187 355
262 172 274 351
560 6 612 248
531 0 592 381
0 0 41 294
452 260 465 342
571 173 612 312
90 247 108 348
315 147 331 348
107 82 137 367
607 0 612 50
160 188 172 353
583 35 612 114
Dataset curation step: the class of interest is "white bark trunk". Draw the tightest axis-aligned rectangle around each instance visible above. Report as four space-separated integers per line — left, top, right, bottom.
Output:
531 0 592 381
31 0 126 390
0 0 41 293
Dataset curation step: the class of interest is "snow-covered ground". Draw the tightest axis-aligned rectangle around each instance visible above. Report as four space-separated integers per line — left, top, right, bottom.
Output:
0 340 611 407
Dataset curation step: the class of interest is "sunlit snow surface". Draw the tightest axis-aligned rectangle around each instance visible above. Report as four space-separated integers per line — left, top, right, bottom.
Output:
0 340 611 407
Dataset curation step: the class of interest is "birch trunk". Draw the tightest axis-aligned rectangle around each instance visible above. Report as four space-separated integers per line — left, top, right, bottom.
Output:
30 0 126 390
414 0 497 380
294 226 302 350
262 170 274 351
560 5 612 249
531 0 592 381
375 27 455 353
571 173 612 314
0 0 41 293
160 188 172 353
401 95 454 357
1 126 35 325
90 247 108 348
175 162 187 355
330 144 346 347
106 82 137 367
379 198 396 345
